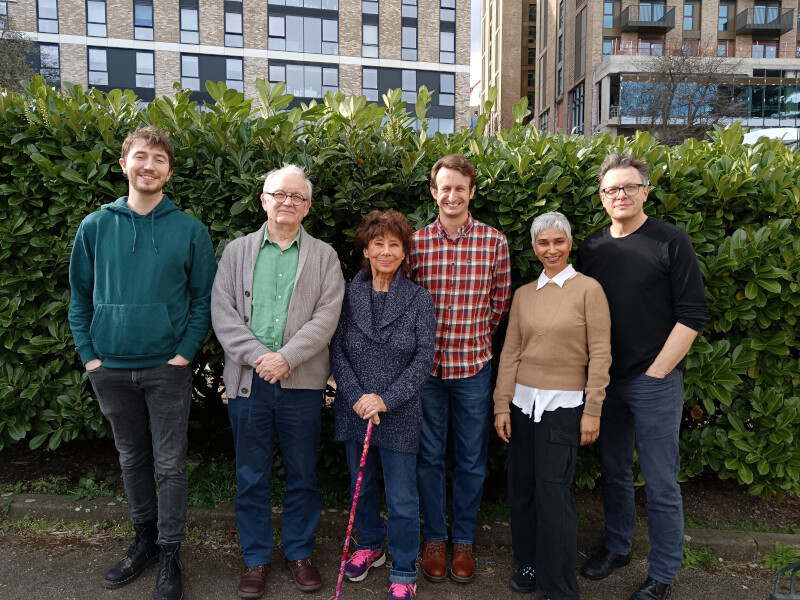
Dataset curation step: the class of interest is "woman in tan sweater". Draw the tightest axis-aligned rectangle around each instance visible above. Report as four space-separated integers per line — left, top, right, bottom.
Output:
493 211 611 599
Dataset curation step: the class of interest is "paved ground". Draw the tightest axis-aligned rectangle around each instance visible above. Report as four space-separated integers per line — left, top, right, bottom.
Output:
0 492 794 599
0 530 779 600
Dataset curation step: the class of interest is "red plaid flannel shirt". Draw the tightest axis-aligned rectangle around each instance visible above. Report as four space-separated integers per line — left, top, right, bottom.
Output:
410 215 511 380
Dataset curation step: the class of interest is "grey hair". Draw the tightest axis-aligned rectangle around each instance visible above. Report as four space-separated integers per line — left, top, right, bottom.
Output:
263 164 313 202
530 211 573 246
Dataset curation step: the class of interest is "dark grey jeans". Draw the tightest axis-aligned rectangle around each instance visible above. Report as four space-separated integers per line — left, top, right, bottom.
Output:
88 363 192 544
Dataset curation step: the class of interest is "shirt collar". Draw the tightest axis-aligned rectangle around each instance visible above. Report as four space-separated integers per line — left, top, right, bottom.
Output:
536 264 577 290
262 226 302 250
435 213 474 241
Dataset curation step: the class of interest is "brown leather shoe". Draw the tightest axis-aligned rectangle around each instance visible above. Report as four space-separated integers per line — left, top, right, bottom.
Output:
285 557 323 592
450 543 475 583
421 541 447 582
238 564 267 599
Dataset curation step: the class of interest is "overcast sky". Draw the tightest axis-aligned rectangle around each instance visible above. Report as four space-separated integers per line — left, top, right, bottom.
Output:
470 0 481 105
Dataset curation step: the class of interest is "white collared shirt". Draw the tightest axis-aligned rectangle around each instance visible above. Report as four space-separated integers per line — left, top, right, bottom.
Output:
512 264 585 422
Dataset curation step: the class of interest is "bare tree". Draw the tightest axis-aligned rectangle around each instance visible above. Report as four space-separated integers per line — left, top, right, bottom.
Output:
624 43 746 146
0 14 36 94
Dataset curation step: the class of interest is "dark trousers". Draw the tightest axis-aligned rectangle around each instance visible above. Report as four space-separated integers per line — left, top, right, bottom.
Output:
508 403 581 600
88 363 192 545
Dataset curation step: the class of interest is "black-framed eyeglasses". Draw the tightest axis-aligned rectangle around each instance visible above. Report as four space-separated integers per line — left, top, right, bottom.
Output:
599 183 647 198
265 191 307 206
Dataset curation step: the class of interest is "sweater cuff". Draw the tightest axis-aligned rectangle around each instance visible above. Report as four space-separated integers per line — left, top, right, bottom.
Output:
78 345 99 365
176 340 199 363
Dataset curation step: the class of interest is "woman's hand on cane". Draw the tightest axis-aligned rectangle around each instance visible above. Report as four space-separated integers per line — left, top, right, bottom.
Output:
353 394 387 425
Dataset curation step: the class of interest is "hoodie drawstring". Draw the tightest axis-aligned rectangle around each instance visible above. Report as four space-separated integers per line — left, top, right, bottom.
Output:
129 211 137 253
150 212 159 254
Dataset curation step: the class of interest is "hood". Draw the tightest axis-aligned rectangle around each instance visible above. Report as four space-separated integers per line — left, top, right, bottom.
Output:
101 195 180 253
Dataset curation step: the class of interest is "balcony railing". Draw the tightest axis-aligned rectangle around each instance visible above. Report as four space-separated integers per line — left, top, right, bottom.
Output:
736 7 794 35
621 5 675 33
602 40 800 60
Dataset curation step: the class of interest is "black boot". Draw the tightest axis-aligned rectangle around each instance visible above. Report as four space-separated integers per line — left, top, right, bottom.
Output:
104 519 159 589
154 543 183 600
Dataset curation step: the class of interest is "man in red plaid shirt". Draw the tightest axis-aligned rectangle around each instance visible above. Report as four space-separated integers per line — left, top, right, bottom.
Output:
410 154 511 584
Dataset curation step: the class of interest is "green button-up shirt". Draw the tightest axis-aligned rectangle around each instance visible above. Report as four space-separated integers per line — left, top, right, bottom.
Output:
250 227 301 351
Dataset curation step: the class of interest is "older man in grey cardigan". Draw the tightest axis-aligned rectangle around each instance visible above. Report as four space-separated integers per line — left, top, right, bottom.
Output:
211 164 344 600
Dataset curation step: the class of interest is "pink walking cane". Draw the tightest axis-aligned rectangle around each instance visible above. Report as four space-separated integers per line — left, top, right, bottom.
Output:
334 419 374 600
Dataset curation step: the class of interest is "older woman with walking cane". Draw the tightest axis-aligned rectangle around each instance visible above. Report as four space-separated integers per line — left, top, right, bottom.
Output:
331 209 436 600
493 211 612 599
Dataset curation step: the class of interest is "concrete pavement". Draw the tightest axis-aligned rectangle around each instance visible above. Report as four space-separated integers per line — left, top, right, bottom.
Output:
0 492 793 599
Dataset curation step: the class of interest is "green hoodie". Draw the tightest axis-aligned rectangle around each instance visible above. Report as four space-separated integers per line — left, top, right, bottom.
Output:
68 196 217 368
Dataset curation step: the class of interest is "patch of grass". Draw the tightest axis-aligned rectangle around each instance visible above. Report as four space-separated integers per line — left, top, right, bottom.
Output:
12 515 132 536
0 472 120 501
186 456 238 509
733 517 771 533
763 542 800 572
682 544 718 569
684 515 730 531
477 500 510 521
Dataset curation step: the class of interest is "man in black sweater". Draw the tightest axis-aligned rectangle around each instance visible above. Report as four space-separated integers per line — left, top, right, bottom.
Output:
577 153 707 600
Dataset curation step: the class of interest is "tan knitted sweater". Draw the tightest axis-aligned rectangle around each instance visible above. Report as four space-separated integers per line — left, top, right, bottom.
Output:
493 272 612 417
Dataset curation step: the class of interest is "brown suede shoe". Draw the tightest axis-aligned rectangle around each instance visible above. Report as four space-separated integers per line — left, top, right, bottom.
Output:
238 564 267 599
285 557 323 592
450 543 475 583
421 541 447 582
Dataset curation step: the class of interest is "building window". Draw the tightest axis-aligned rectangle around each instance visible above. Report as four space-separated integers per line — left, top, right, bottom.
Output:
136 51 155 88
225 0 243 47
134 0 154 40
528 48 536 65
37 42 60 86
439 72 454 106
718 3 731 31
539 52 547 110
753 3 779 26
401 0 416 19
558 0 564 27
603 37 618 59
528 26 536 44
541 0 548 44
270 62 338 100
270 15 338 55
603 1 614 28
182 54 200 90
440 0 454 22
529 3 535 22
527 70 535 88
362 67 378 101
88 48 108 85
683 2 696 31
539 110 550 132
268 0 338 7
38 0 58 33
363 0 378 14
440 29 454 63
575 7 586 78
402 25 417 60
752 42 778 59
557 33 563 63
639 1 665 22
557 67 563 96
569 82 584 135
402 69 416 103
180 0 199 44
717 41 732 57
226 58 243 91
87 1 107 37
638 39 664 56
362 23 378 57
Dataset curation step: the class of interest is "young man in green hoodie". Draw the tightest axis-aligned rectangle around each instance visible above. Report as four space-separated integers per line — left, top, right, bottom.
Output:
68 126 217 600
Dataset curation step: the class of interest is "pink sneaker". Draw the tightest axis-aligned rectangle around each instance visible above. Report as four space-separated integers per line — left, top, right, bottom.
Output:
344 548 386 582
387 582 416 600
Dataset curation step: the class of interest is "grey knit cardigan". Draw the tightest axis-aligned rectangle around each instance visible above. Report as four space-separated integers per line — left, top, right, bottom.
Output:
211 223 345 398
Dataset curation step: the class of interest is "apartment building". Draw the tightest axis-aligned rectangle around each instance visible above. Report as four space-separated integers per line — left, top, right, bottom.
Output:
485 1 800 139
3 0 471 131
481 0 536 133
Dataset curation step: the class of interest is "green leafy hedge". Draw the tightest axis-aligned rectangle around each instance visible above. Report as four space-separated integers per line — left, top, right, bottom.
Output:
1 77 798 499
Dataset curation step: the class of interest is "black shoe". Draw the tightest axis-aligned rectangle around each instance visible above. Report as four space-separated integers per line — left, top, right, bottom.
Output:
580 548 630 580
104 519 159 589
630 576 669 600
154 543 183 600
509 565 536 593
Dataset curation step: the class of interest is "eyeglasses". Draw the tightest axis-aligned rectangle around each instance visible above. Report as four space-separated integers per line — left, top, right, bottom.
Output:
599 183 647 198
265 191 307 206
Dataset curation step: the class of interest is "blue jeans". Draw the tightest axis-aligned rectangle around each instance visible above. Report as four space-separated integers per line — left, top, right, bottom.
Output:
600 370 685 584
416 364 492 544
88 363 192 545
228 375 323 566
344 441 419 584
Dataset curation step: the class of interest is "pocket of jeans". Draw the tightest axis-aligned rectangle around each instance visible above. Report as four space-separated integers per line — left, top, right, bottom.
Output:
543 427 579 483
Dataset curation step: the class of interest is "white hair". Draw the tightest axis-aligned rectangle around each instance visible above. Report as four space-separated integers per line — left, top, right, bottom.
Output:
263 163 313 201
530 211 573 246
